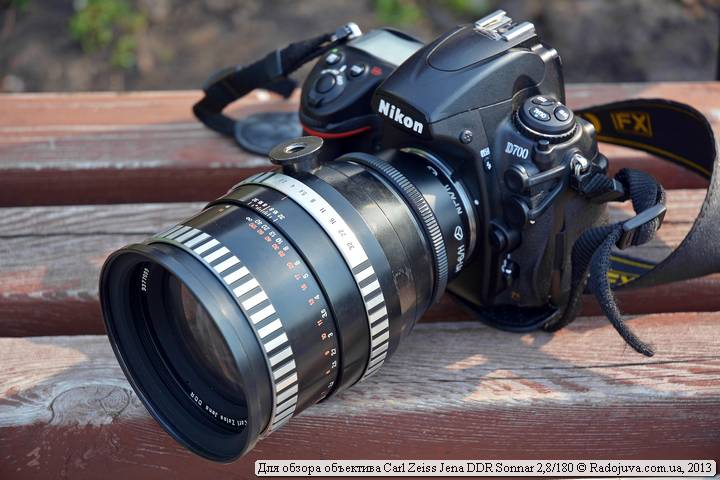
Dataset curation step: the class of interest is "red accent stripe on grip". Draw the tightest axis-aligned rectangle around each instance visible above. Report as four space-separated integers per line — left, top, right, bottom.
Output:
301 124 373 139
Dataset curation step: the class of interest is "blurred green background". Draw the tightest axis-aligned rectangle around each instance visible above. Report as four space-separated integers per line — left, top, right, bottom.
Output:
0 0 718 92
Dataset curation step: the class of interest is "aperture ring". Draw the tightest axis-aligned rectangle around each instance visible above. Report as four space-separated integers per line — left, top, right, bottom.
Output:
340 153 449 304
152 223 300 434
240 172 392 380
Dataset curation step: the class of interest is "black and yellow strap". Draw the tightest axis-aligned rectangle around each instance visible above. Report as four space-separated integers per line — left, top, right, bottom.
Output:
577 99 717 288
545 98 719 355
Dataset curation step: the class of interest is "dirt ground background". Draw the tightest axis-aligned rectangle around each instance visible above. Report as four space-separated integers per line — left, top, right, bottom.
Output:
1 0 718 93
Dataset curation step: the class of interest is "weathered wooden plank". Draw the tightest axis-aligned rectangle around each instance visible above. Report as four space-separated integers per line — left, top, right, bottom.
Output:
0 83 714 207
0 90 275 207
0 189 715 336
0 187 701 236
0 315 718 479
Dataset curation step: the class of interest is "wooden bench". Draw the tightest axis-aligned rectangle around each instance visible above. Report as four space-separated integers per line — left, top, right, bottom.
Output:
1 83 719 478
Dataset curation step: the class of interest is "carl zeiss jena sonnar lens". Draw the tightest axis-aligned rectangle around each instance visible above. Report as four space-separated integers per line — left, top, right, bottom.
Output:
100 144 476 460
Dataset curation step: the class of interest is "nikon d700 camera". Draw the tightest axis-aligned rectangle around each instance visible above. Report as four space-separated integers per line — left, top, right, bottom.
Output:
100 12 686 461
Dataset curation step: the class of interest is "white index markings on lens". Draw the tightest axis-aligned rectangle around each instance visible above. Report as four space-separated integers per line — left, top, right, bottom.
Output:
369 307 388 324
371 319 389 337
274 405 295 423
214 256 240 274
175 228 201 243
203 246 230 263
224 266 249 285
263 332 288 353
374 330 390 345
275 372 298 393
257 318 282 338
269 346 292 366
373 341 389 357
242 291 268 310
369 351 387 368
371 350 387 363
159 224 182 238
275 384 298 404
245 173 391 380
193 238 219 255
166 227 304 435
233 278 259 298
273 360 296 381
360 279 381 297
355 266 374 283
250 304 276 324
274 395 297 416
273 418 291 430
260 173 369 268
165 225 191 240
365 292 384 310
184 232 209 248
366 361 383 377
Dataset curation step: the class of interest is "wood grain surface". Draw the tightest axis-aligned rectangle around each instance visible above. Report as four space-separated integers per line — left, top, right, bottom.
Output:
0 190 716 336
0 83 714 207
0 85 718 477
1 315 719 479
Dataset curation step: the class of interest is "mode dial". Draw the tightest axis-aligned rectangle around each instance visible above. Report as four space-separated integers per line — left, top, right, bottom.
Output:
516 95 576 143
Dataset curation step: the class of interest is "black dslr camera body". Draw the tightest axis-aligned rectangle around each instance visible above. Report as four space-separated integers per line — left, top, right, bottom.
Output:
101 11 678 461
297 12 605 330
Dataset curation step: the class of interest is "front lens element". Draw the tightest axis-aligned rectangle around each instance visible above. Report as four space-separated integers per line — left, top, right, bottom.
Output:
166 274 246 400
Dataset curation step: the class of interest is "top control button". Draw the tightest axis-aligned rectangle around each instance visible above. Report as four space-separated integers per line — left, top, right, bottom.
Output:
517 95 577 143
349 63 367 78
325 51 342 65
315 74 336 93
529 106 551 122
554 106 571 122
531 96 555 106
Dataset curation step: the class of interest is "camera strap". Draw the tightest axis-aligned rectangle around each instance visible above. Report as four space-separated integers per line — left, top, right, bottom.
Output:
544 98 719 356
193 24 361 138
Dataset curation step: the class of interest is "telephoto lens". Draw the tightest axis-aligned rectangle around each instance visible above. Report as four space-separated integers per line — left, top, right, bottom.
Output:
100 136 476 461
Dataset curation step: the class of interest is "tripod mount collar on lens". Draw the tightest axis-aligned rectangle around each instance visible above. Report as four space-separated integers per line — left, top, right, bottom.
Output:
269 136 324 174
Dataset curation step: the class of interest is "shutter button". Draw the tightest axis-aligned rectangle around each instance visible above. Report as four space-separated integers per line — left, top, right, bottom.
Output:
315 74 336 93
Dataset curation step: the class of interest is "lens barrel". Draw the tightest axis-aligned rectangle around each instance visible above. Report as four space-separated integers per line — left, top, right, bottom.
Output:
100 141 476 461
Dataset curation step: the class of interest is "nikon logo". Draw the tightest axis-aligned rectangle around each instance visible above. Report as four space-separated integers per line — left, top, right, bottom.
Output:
377 99 424 134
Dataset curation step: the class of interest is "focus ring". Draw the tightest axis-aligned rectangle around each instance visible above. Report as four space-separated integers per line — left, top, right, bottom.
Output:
240 172 392 380
341 153 449 304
